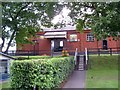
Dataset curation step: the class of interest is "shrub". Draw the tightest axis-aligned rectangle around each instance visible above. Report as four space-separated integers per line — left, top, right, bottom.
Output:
62 50 69 57
10 57 74 89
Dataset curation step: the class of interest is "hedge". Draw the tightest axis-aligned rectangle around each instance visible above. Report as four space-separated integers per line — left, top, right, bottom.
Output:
10 56 74 89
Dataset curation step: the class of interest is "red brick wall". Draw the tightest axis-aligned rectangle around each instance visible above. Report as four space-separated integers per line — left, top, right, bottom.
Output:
38 38 51 55
17 30 119 55
66 30 98 52
66 31 81 52
65 30 119 52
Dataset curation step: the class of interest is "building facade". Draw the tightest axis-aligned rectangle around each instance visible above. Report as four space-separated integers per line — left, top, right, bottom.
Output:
17 29 120 55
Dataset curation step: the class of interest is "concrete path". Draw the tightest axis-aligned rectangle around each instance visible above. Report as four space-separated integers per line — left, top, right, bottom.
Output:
63 71 86 88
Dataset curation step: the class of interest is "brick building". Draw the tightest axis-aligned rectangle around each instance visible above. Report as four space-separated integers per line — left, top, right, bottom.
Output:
17 26 120 55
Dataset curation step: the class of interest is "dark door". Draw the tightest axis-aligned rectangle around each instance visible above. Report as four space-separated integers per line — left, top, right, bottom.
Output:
53 39 64 52
103 40 108 49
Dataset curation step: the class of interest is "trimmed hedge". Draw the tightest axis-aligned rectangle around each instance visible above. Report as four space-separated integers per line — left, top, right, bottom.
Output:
10 57 74 89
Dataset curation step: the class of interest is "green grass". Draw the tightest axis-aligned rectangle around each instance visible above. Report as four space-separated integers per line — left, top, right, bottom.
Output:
0 80 11 89
14 55 51 60
86 55 118 88
88 54 119 56
14 55 64 60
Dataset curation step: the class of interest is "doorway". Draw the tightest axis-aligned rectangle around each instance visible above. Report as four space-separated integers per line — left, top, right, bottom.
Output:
51 39 64 52
103 40 108 49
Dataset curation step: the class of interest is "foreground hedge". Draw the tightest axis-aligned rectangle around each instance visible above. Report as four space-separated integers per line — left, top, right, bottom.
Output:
10 57 74 89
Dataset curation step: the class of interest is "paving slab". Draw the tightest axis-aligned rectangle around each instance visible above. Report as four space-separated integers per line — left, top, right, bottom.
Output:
63 71 86 88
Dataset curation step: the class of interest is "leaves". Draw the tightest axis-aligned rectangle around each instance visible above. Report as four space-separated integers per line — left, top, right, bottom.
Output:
68 2 120 40
10 57 74 89
2 2 58 52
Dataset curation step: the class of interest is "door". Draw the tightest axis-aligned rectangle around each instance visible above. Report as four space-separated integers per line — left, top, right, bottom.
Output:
59 41 63 51
53 39 64 52
103 40 108 49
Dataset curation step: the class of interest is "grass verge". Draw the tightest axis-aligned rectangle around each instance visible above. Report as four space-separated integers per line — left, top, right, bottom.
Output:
0 80 10 89
86 55 118 88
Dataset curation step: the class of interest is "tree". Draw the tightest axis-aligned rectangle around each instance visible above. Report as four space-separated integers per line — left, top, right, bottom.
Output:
67 2 120 40
2 2 63 53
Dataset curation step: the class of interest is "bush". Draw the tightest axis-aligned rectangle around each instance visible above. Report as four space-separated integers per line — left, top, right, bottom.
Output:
10 57 74 89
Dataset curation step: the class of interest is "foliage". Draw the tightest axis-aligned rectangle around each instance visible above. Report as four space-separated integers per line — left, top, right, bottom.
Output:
67 2 120 40
10 56 74 89
2 2 119 52
62 49 69 57
2 2 63 52
0 80 11 89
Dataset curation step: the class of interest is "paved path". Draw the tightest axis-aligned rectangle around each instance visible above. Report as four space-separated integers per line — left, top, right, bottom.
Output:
63 71 86 88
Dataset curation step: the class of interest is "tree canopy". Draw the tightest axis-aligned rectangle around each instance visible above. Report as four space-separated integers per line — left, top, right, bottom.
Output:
1 2 63 52
1 1 120 52
67 2 120 40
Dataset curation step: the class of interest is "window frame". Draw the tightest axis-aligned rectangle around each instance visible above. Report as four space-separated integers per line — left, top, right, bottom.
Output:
86 33 94 42
70 34 78 42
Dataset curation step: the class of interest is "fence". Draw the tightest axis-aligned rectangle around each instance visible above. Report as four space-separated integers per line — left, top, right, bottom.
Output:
88 47 120 56
2 47 120 57
4 50 51 56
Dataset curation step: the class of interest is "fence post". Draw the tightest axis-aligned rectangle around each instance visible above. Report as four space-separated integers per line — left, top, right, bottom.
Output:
110 48 112 56
28 51 29 59
98 48 100 56
87 50 91 69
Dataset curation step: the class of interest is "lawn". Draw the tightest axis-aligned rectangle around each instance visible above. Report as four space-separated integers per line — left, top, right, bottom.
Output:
14 55 51 60
0 80 11 89
86 55 118 88
13 55 63 60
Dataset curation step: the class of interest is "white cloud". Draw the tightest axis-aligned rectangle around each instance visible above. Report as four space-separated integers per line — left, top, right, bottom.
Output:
52 7 71 25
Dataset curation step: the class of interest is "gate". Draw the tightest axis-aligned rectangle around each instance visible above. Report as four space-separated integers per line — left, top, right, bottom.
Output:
75 55 88 71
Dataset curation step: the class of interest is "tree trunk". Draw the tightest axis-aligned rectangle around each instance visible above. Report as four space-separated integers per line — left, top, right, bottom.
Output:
4 30 16 54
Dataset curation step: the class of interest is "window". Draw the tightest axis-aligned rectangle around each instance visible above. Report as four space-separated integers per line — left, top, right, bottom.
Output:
60 41 63 47
86 33 94 41
70 34 77 41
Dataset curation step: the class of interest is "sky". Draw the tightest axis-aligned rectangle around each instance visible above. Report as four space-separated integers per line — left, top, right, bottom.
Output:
52 7 71 24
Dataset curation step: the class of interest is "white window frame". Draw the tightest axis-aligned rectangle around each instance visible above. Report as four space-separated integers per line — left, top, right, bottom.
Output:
86 33 94 41
70 34 78 42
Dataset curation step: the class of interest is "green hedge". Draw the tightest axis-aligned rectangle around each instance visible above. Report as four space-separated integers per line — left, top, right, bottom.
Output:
10 57 74 89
